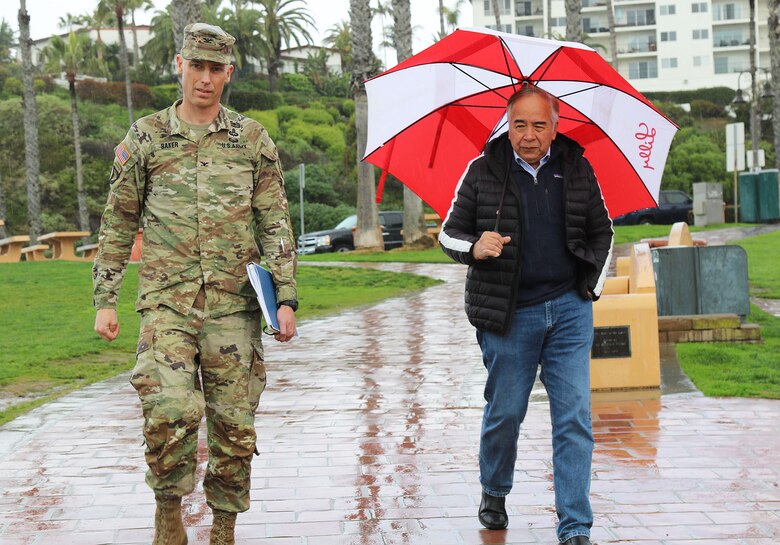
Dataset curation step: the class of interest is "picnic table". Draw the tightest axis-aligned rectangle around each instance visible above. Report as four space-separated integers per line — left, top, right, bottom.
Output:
0 235 31 263
37 231 91 261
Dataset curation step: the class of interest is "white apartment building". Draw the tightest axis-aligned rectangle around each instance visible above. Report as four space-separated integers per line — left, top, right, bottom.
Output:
471 0 771 93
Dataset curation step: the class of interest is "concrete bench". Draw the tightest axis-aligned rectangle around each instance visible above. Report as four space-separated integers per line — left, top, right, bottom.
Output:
21 244 50 261
76 243 99 260
591 242 661 391
0 235 31 263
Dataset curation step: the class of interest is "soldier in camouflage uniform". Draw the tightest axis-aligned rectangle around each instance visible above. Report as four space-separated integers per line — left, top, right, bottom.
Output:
92 23 297 545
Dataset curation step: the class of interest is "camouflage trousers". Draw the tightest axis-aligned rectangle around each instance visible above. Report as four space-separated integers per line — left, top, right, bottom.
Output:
130 289 265 513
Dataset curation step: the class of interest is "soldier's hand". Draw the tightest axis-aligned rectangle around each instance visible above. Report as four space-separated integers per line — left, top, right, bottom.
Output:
95 308 120 342
274 306 296 342
473 231 511 260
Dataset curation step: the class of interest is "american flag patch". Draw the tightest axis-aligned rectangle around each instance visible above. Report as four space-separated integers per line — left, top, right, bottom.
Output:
115 143 131 165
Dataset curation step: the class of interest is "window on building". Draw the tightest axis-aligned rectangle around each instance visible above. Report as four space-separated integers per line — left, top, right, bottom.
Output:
488 23 513 33
515 1 532 16
693 55 709 67
713 3 740 21
628 60 658 79
515 23 536 36
692 29 709 40
659 5 676 15
714 29 745 47
551 17 566 27
692 3 708 13
660 31 677 42
661 58 678 69
625 8 655 26
484 0 511 16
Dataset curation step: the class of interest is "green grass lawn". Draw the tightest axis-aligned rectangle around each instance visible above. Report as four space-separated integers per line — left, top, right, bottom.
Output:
674 227 780 399
0 261 440 424
300 246 454 263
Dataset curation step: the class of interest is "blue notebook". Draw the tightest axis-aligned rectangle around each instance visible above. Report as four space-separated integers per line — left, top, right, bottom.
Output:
246 262 280 333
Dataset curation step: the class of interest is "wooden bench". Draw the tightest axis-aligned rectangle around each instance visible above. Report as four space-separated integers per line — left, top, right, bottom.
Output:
0 235 31 263
21 244 50 261
76 243 99 260
37 231 91 261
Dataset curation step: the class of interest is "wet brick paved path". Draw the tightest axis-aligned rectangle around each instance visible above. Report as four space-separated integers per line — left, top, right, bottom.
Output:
1 262 779 544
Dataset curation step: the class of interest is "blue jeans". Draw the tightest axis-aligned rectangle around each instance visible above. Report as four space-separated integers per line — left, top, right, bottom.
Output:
476 289 594 542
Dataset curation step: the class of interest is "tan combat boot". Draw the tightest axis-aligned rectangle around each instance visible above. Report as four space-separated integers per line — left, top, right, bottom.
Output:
153 496 188 545
210 509 237 545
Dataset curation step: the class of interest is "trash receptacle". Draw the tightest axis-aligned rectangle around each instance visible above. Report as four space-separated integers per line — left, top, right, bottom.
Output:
652 245 750 319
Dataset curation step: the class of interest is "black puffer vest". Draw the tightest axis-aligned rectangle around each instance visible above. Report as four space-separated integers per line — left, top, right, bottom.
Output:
439 133 614 335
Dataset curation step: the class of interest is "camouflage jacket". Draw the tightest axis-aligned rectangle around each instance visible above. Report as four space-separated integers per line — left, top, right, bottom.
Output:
93 100 297 318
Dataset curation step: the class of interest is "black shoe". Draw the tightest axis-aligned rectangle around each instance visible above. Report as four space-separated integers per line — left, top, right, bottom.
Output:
560 536 591 545
478 491 508 530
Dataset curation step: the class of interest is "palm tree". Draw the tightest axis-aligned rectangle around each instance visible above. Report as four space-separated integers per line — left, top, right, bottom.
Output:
491 0 502 30
215 0 265 76
324 20 351 72
18 0 42 242
565 0 582 42
253 0 315 93
86 4 115 63
440 0 467 37
605 0 617 67
41 32 93 238
350 0 383 251
98 0 134 125
438 0 445 36
170 0 203 91
128 0 153 67
391 0 427 247
770 0 780 170
143 5 176 76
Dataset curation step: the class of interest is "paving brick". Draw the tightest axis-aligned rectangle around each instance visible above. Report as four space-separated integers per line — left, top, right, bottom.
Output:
0 263 779 544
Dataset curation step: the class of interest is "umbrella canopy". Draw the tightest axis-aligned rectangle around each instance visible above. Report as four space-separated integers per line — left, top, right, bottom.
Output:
363 27 678 220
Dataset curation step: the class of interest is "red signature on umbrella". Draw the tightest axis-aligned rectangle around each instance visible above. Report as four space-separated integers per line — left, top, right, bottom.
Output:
635 123 656 170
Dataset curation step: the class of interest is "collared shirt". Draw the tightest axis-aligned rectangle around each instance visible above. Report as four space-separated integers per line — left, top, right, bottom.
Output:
512 147 552 178
93 100 297 318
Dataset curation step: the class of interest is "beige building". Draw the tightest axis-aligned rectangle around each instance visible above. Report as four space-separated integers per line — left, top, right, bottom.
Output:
471 0 771 93
26 26 153 68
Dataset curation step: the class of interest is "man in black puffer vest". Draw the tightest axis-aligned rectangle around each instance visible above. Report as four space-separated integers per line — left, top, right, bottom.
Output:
439 85 613 545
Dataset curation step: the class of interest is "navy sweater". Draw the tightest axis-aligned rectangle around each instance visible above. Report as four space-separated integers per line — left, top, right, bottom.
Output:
511 148 578 307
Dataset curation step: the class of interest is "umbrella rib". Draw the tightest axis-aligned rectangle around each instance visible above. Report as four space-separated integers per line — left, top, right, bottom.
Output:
451 63 515 102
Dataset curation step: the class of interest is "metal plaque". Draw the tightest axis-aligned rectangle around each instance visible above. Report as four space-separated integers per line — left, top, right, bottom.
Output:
591 326 631 359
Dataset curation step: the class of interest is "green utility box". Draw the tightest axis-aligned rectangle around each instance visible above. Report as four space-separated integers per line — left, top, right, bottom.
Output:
738 169 780 223
651 245 750 319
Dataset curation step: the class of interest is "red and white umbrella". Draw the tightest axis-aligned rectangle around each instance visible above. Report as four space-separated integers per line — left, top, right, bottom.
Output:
363 28 678 219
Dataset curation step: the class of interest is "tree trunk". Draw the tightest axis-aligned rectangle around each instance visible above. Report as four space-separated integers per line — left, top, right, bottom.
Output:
491 0 502 30
748 0 760 171
116 8 134 125
770 0 780 171
605 0 617 67
69 79 90 238
438 0 445 36
18 0 42 242
350 0 383 251
131 9 140 67
171 0 202 94
565 0 582 42
546 0 553 37
392 0 428 247
0 172 7 239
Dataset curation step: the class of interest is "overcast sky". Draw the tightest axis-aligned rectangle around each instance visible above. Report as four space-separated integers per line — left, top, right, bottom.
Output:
0 0 473 67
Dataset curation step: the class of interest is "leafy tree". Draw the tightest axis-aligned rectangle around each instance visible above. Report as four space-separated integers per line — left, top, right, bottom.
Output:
0 19 15 63
170 0 203 92
253 0 315 93
41 32 98 238
663 128 728 198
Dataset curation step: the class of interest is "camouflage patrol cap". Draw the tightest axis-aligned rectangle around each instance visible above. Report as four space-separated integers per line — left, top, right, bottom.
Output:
181 23 235 64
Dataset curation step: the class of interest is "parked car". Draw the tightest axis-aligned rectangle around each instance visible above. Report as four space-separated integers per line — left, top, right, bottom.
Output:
297 211 404 254
612 190 693 225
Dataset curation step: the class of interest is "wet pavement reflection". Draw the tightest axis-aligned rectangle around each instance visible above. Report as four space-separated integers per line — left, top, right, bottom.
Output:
0 262 779 544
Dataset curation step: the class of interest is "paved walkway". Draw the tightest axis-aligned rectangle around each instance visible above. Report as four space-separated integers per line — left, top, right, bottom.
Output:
1 262 779 545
